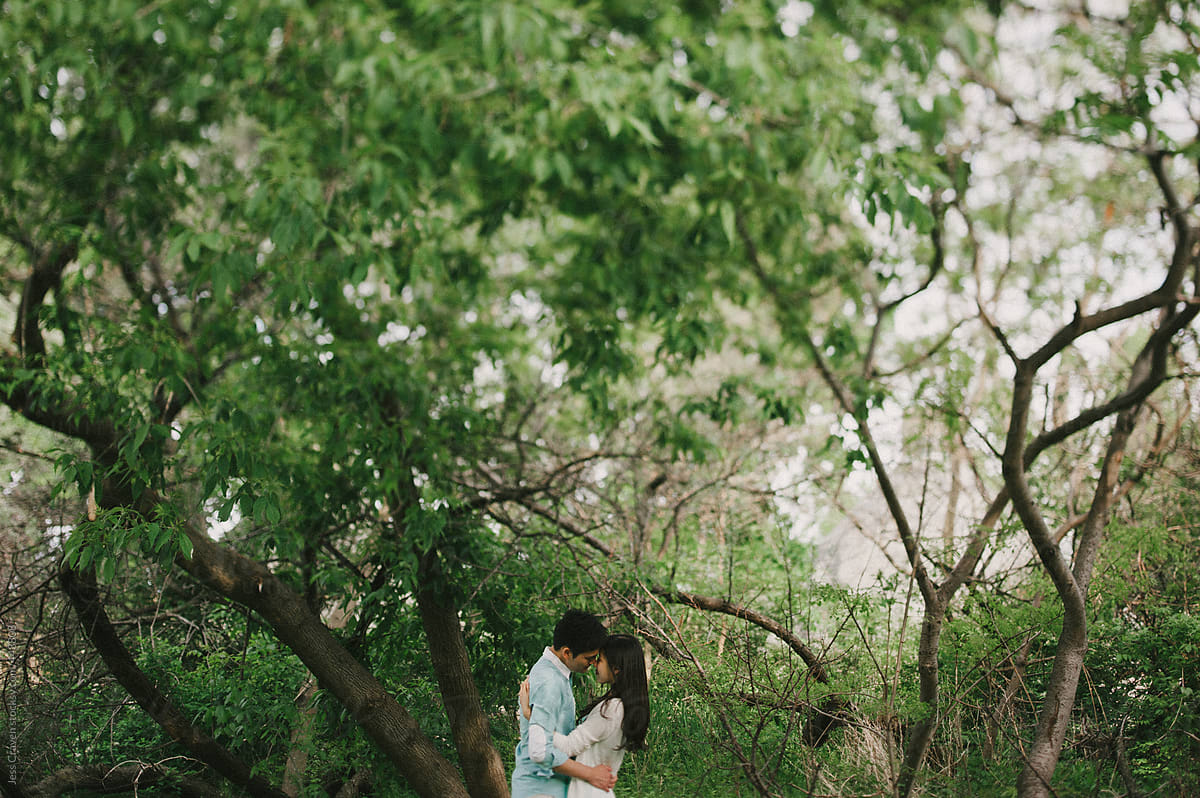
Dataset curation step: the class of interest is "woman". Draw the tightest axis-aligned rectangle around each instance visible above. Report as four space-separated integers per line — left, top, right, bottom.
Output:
520 634 650 797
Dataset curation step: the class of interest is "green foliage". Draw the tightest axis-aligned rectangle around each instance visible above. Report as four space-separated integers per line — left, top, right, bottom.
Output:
3 0 1199 794
61 505 191 580
136 628 308 758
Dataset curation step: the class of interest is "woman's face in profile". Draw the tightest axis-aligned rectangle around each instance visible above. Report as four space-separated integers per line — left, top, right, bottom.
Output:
595 652 616 685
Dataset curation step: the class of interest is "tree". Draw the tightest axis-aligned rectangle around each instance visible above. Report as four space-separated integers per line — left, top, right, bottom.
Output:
3 0 1197 796
1 0 862 793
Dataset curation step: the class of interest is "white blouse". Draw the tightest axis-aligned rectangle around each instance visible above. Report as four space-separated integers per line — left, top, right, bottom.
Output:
553 698 626 798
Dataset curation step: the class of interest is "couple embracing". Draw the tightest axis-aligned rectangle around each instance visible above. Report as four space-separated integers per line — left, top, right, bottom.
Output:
511 609 650 798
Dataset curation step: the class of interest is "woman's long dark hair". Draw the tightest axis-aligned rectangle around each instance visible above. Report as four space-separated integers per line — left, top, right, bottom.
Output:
581 634 649 751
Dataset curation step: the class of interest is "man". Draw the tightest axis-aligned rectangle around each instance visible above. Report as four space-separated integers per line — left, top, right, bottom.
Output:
512 609 616 798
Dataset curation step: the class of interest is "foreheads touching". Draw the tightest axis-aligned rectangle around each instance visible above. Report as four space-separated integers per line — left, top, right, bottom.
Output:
552 608 608 673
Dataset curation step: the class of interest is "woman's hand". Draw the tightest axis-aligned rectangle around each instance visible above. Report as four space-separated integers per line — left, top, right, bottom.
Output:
518 678 532 720
582 764 616 792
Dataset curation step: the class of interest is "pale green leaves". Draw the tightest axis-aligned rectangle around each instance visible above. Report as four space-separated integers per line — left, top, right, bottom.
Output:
117 107 135 147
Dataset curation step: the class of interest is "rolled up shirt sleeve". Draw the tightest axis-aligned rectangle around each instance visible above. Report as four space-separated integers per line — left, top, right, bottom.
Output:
527 675 569 768
553 700 623 757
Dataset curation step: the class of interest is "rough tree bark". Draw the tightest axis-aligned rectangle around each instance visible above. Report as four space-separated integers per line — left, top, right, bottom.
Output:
58 567 289 798
1000 152 1197 797
415 549 510 798
280 680 319 797
171 513 476 798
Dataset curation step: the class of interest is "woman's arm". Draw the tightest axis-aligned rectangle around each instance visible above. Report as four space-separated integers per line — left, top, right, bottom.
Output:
552 699 624 757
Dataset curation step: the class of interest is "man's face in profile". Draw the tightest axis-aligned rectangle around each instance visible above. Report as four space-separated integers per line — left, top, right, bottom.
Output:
564 648 599 674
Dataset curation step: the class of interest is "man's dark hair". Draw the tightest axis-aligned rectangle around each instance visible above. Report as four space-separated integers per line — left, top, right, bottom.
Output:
552 609 607 653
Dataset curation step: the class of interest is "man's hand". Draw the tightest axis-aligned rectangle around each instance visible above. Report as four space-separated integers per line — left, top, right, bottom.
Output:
582 764 616 792
554 759 616 791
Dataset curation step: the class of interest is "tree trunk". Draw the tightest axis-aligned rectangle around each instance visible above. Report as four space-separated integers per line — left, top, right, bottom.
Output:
416 550 510 798
1014 595 1088 798
896 608 945 798
174 520 473 798
58 566 289 798
1017 401 1144 796
1008 316 1187 797
281 680 319 797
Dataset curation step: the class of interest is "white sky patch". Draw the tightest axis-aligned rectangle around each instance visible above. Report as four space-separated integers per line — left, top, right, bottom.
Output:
474 356 504 385
587 460 611 485
494 251 530 276
778 0 814 37
205 499 242 540
378 321 411 346
45 520 73 551
473 356 506 408
1149 90 1199 143
541 360 568 387
1087 0 1131 18
769 449 807 492
506 290 545 328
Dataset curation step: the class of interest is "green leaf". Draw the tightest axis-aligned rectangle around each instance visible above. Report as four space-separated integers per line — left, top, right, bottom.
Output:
98 556 117 583
131 423 151 453
118 107 135 146
17 69 32 111
719 201 737 248
626 115 660 146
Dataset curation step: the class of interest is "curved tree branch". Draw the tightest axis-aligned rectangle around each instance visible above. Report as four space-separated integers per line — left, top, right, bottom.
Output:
58 566 288 798
168 513 473 798
649 586 829 683
13 245 75 364
29 762 222 798
497 492 837 688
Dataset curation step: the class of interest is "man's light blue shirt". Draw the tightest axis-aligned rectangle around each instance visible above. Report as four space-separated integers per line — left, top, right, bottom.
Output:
512 647 576 798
